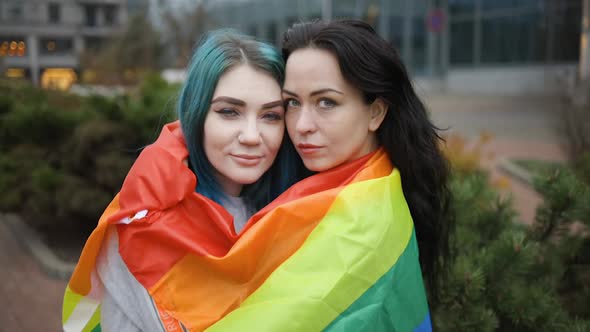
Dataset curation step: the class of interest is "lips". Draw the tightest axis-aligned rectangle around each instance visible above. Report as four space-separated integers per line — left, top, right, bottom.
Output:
230 154 263 166
297 143 323 155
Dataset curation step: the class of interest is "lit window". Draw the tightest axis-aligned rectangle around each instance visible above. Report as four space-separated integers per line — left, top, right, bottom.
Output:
40 38 73 55
41 68 78 90
5 68 25 79
0 37 26 57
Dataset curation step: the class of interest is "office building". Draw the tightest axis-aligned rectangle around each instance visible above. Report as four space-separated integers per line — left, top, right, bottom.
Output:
0 0 130 88
205 0 582 95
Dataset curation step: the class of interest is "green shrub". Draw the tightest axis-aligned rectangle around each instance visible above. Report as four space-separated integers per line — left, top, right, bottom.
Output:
0 78 177 238
434 169 590 331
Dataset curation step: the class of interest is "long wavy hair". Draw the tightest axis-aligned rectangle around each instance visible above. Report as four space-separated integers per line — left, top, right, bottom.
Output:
177 29 298 210
282 19 453 301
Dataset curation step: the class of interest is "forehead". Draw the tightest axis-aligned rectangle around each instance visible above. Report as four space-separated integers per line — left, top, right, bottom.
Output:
213 64 281 101
284 48 346 89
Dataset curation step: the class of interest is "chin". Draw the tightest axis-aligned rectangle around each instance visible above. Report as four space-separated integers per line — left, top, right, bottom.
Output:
302 160 331 173
233 174 263 186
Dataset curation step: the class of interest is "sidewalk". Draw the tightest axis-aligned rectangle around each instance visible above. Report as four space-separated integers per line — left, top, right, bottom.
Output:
479 139 567 224
0 219 66 331
425 92 568 225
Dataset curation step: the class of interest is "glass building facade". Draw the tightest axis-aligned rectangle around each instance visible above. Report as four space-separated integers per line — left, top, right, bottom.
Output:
205 0 582 77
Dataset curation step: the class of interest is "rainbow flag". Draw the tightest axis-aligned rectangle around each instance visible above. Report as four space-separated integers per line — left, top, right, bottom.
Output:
62 121 431 331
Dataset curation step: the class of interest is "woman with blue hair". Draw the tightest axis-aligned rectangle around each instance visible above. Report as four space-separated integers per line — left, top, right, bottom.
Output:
62 30 299 331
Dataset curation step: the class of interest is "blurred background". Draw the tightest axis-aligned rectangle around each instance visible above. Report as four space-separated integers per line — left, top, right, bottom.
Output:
1 0 589 331
0 0 583 92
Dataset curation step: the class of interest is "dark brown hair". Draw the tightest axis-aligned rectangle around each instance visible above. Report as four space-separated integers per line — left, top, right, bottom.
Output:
283 19 453 302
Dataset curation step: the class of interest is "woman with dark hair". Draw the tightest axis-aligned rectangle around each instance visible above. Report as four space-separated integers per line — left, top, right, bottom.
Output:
62 29 297 331
278 18 452 330
281 18 452 295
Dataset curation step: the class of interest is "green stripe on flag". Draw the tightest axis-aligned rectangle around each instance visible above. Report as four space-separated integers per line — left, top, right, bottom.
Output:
207 169 414 331
325 232 430 331
82 306 101 332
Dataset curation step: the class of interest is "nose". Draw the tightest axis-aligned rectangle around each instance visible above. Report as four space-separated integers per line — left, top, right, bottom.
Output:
238 118 261 145
293 108 317 134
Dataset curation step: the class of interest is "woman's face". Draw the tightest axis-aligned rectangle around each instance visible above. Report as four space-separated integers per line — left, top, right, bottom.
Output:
282 48 386 172
204 64 285 196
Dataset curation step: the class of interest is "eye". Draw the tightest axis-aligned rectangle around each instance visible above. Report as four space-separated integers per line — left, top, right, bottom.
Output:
284 98 300 109
215 108 239 118
317 98 336 109
262 111 283 121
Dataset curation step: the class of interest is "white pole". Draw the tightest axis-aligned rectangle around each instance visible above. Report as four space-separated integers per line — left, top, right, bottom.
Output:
28 35 39 86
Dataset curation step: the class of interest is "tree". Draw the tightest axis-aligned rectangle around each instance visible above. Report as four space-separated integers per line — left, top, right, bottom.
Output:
432 167 590 331
80 14 163 84
158 2 211 68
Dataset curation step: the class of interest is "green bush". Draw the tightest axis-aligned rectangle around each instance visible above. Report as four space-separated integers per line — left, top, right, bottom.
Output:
434 167 590 331
573 152 590 185
0 78 177 237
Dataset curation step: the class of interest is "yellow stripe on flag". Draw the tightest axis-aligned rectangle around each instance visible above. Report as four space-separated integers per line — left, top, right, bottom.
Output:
207 169 413 331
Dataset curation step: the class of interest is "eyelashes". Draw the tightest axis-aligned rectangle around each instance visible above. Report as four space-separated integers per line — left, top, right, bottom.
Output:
215 108 239 118
213 108 283 121
283 97 338 110
284 98 300 109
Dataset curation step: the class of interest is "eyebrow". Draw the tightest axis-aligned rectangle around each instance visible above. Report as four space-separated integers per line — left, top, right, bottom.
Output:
211 96 245 106
283 88 344 98
211 96 283 109
261 100 284 109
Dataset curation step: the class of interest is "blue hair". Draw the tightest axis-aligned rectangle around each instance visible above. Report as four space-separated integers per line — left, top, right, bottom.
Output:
177 29 298 209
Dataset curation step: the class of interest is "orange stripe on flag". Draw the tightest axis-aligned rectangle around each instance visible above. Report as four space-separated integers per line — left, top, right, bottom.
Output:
68 196 121 295
148 150 392 330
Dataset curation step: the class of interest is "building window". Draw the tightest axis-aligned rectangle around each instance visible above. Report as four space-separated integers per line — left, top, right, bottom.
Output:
481 14 546 63
3 68 30 80
411 16 427 72
7 2 23 20
266 22 277 44
448 0 475 16
104 5 117 26
0 37 26 57
450 19 475 65
40 38 73 55
387 16 403 50
85 5 97 27
481 0 539 11
449 0 581 66
48 3 61 23
545 0 582 62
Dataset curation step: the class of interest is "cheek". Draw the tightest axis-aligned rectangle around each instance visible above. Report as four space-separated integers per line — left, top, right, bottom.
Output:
262 124 285 152
285 112 297 132
203 117 229 150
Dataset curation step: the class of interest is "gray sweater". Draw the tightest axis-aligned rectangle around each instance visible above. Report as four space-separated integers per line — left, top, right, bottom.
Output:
98 197 251 331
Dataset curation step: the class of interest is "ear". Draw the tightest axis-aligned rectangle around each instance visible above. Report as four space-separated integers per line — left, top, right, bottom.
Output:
368 98 388 132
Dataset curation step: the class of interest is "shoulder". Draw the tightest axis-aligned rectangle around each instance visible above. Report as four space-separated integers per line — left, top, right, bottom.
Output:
117 121 196 213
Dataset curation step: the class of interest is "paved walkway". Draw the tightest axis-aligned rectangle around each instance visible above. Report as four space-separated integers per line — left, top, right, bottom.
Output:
425 92 568 225
479 139 566 224
0 220 66 331
0 92 570 332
